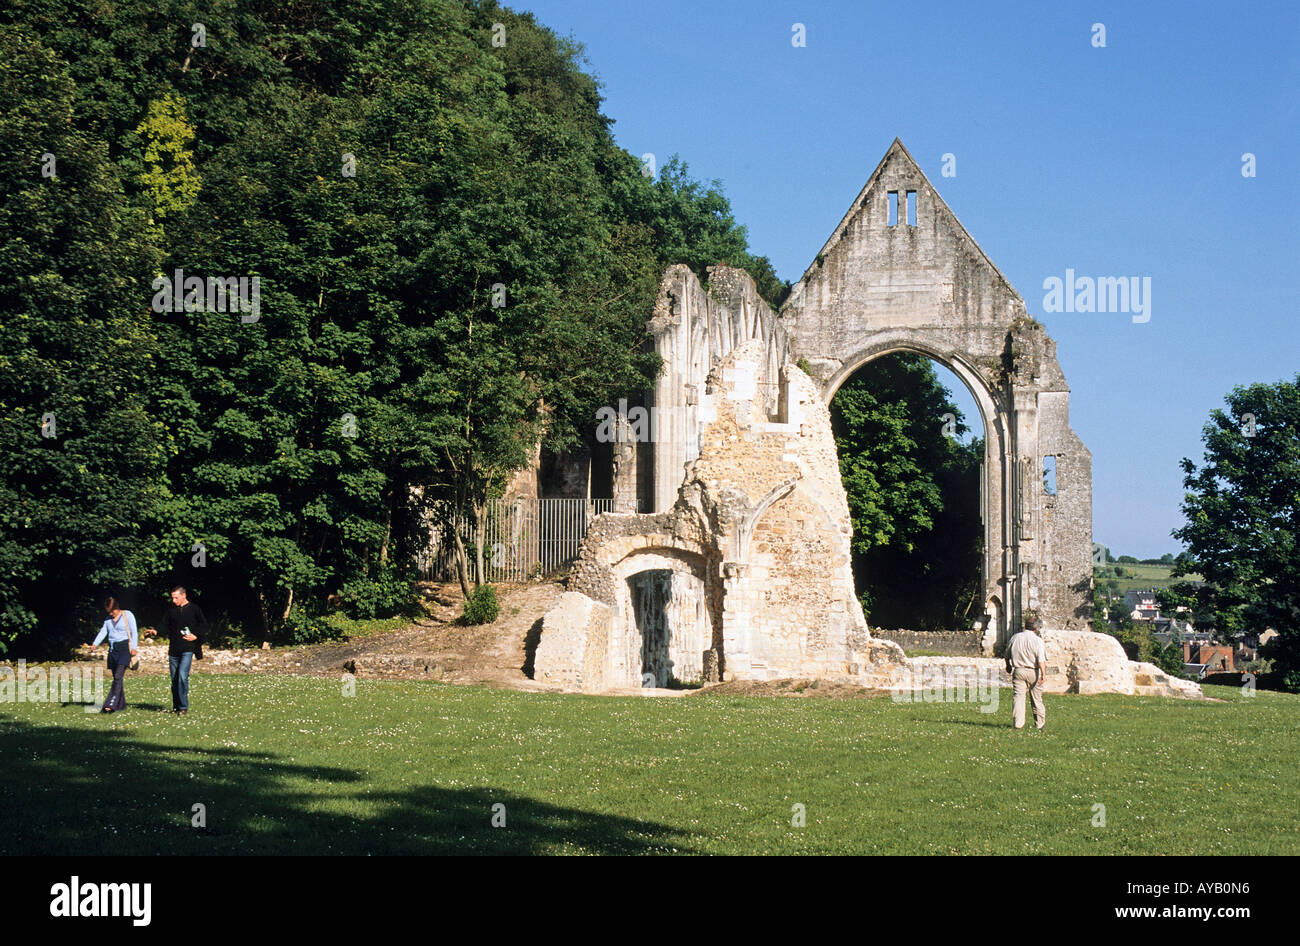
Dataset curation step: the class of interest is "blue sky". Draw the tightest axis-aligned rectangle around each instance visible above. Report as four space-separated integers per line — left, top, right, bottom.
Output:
521 0 1300 559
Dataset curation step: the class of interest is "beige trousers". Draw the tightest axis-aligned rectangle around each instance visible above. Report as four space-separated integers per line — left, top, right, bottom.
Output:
1012 668 1045 729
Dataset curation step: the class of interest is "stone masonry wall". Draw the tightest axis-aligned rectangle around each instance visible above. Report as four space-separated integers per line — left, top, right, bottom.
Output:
535 333 910 692
873 630 985 656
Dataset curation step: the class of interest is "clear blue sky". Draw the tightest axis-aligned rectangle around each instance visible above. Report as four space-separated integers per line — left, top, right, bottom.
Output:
520 0 1300 559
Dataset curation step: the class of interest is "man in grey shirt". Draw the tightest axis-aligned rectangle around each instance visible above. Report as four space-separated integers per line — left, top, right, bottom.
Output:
1005 610 1046 730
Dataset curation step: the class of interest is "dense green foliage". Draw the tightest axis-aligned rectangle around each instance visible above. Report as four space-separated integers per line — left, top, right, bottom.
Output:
460 583 499 625
0 1 781 651
1172 376 1300 691
3 674 1297 854
829 353 983 629
1094 597 1186 677
0 25 166 649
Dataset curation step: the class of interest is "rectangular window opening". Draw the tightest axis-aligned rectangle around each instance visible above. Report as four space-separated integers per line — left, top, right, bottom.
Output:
887 191 898 226
906 190 917 226
1042 455 1058 496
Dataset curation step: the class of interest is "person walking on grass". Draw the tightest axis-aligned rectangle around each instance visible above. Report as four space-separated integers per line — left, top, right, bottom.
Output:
89 597 138 713
143 585 207 716
1005 609 1047 730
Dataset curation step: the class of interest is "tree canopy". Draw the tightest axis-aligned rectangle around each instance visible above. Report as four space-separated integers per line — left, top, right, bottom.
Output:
0 0 782 651
1172 375 1300 691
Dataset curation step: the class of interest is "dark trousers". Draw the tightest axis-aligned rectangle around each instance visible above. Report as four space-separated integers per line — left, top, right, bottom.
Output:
105 641 130 711
169 652 193 711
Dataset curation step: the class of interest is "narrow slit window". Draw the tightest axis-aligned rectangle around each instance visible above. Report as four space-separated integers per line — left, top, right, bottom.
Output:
1043 456 1058 496
887 191 898 226
906 190 917 226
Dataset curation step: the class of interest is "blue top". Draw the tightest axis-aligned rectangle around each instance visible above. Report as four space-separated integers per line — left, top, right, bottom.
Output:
92 611 138 650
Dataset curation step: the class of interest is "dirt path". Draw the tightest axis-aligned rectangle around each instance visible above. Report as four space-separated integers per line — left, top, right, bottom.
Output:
109 582 563 692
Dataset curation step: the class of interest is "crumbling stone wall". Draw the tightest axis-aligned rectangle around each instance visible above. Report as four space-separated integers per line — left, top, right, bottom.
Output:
618 263 790 515
532 138 1167 695
778 139 1094 648
536 340 908 691
874 630 985 656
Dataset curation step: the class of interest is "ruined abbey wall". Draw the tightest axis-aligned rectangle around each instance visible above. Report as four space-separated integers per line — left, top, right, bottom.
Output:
536 339 909 691
528 139 1176 696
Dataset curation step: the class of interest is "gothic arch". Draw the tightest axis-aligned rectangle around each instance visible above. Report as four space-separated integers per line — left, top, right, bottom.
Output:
822 334 1008 649
778 139 1094 649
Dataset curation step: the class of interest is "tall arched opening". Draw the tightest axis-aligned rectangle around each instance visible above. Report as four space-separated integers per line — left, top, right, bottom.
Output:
824 340 1007 650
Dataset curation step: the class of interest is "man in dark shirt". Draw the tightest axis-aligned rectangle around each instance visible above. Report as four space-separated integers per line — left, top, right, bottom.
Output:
144 586 208 715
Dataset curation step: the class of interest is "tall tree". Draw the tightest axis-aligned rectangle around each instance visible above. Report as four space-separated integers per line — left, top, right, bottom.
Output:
0 26 165 651
0 0 790 642
1173 376 1300 691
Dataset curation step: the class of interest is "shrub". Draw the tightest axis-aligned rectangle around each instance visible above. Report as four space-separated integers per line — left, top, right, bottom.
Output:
462 584 500 625
280 606 345 646
337 566 417 620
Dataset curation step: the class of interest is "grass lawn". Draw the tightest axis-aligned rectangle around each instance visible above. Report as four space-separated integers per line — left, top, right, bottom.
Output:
2 673 1296 855
1096 563 1204 595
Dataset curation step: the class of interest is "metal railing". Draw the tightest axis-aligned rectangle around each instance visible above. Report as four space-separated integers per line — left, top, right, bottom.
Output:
420 497 614 583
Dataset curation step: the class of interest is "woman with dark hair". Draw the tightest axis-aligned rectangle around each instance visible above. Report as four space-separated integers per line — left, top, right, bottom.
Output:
90 596 139 713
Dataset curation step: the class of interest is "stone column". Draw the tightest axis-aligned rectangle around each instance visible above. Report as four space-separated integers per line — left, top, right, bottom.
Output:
719 561 749 679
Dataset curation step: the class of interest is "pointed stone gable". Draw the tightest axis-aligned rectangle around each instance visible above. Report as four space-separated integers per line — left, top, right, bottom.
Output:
776 138 1095 653
782 139 1026 347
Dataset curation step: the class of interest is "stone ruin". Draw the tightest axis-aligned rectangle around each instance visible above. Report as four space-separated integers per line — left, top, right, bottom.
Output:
535 341 909 691
532 139 1201 699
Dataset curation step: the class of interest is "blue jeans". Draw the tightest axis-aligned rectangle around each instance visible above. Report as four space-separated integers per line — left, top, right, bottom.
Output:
169 652 193 711
105 641 131 711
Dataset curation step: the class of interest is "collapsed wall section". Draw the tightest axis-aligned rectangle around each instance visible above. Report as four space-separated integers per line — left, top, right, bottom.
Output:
622 264 790 514
535 321 909 693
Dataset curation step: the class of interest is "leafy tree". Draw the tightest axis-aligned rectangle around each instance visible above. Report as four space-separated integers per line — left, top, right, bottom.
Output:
1156 581 1210 630
0 26 165 652
134 92 200 240
0 0 790 643
1173 376 1300 691
617 154 790 308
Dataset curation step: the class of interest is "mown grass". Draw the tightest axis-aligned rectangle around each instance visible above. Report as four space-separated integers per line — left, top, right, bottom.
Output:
1095 563 1204 594
1 674 1296 855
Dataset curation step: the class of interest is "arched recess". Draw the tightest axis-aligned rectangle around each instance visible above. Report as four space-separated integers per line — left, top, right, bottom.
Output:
735 478 798 563
609 547 714 688
818 331 1010 650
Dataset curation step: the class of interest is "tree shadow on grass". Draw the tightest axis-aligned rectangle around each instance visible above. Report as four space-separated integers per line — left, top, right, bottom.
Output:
0 715 696 855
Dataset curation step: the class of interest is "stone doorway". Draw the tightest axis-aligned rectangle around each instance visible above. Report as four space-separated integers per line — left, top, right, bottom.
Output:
615 557 710 689
629 569 673 687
